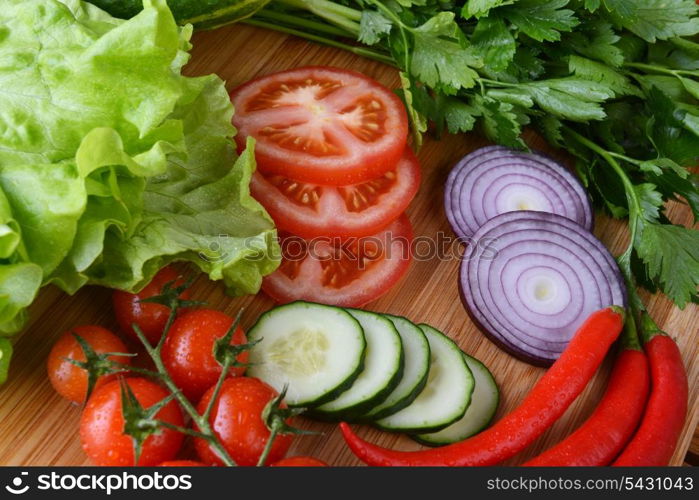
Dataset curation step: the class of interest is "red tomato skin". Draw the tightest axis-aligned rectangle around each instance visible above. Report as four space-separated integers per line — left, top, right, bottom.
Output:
162 309 248 402
251 148 421 239
194 377 293 466
113 266 191 345
47 325 131 404
270 456 328 467
80 378 184 466
158 460 206 467
231 66 408 185
262 214 414 308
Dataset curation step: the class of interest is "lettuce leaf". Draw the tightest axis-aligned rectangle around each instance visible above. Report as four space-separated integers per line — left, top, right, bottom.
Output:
0 0 279 380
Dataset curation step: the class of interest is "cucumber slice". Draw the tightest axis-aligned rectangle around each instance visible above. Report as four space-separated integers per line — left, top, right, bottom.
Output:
311 309 403 420
412 353 499 446
375 324 474 433
361 314 430 420
247 302 366 407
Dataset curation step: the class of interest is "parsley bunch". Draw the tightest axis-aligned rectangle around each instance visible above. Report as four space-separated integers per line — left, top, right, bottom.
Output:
248 0 699 309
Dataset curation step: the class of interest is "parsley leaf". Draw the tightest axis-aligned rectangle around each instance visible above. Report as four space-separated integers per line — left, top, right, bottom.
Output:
635 183 664 223
517 78 614 121
563 20 624 67
398 72 428 147
499 0 579 42
636 223 699 308
601 0 699 42
462 0 513 18
472 95 527 148
359 10 392 45
410 12 482 94
568 55 640 97
472 17 516 72
444 99 479 134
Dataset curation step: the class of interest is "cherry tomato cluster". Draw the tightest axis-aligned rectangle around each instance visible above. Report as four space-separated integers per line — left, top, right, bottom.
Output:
47 267 327 467
231 66 419 308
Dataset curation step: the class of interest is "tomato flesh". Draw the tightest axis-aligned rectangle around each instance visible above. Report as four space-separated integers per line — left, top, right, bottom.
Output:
251 148 420 238
231 66 408 185
263 215 414 307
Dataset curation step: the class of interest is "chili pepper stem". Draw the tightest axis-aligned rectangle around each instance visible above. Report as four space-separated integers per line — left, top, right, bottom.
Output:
619 311 642 351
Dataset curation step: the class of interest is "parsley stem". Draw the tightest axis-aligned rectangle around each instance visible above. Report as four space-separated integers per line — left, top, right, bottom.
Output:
277 0 362 32
477 78 518 88
243 19 394 65
279 0 362 21
364 0 411 71
255 8 355 37
563 127 642 263
562 127 653 325
624 62 696 78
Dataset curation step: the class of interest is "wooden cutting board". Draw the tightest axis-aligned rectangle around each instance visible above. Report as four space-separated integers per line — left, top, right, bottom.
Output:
0 24 697 467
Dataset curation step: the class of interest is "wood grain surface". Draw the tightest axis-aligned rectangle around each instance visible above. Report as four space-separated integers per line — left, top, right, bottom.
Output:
0 24 697 467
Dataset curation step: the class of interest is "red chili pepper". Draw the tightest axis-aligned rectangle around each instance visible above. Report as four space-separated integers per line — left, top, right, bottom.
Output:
523 316 649 466
340 307 625 466
612 314 688 466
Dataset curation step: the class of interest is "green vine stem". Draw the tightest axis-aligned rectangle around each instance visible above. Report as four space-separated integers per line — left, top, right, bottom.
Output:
131 307 239 467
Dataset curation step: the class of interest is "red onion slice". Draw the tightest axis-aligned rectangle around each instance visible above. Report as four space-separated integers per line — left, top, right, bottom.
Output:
445 147 593 239
460 211 626 366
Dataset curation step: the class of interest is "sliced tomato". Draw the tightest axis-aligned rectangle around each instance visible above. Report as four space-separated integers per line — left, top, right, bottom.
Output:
251 148 420 238
231 66 408 185
262 215 414 307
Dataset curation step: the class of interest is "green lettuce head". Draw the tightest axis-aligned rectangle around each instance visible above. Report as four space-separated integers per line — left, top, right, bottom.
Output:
0 0 279 383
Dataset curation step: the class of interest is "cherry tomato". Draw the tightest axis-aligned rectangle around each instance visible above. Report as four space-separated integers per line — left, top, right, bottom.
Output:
194 377 293 466
47 326 131 404
80 378 184 466
231 66 408 185
263 214 414 307
251 148 420 239
270 456 328 467
113 266 191 345
162 309 248 402
158 460 206 467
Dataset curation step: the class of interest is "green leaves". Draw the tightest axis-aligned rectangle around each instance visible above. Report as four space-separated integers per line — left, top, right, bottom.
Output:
636 223 699 308
410 12 482 94
568 55 639 97
0 339 12 385
472 95 527 149
462 0 512 18
359 10 391 45
0 0 280 382
601 0 699 42
472 17 516 72
498 0 579 42
564 19 624 67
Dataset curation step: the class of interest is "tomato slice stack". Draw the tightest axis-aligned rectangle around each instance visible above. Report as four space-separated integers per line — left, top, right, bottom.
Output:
231 66 419 307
